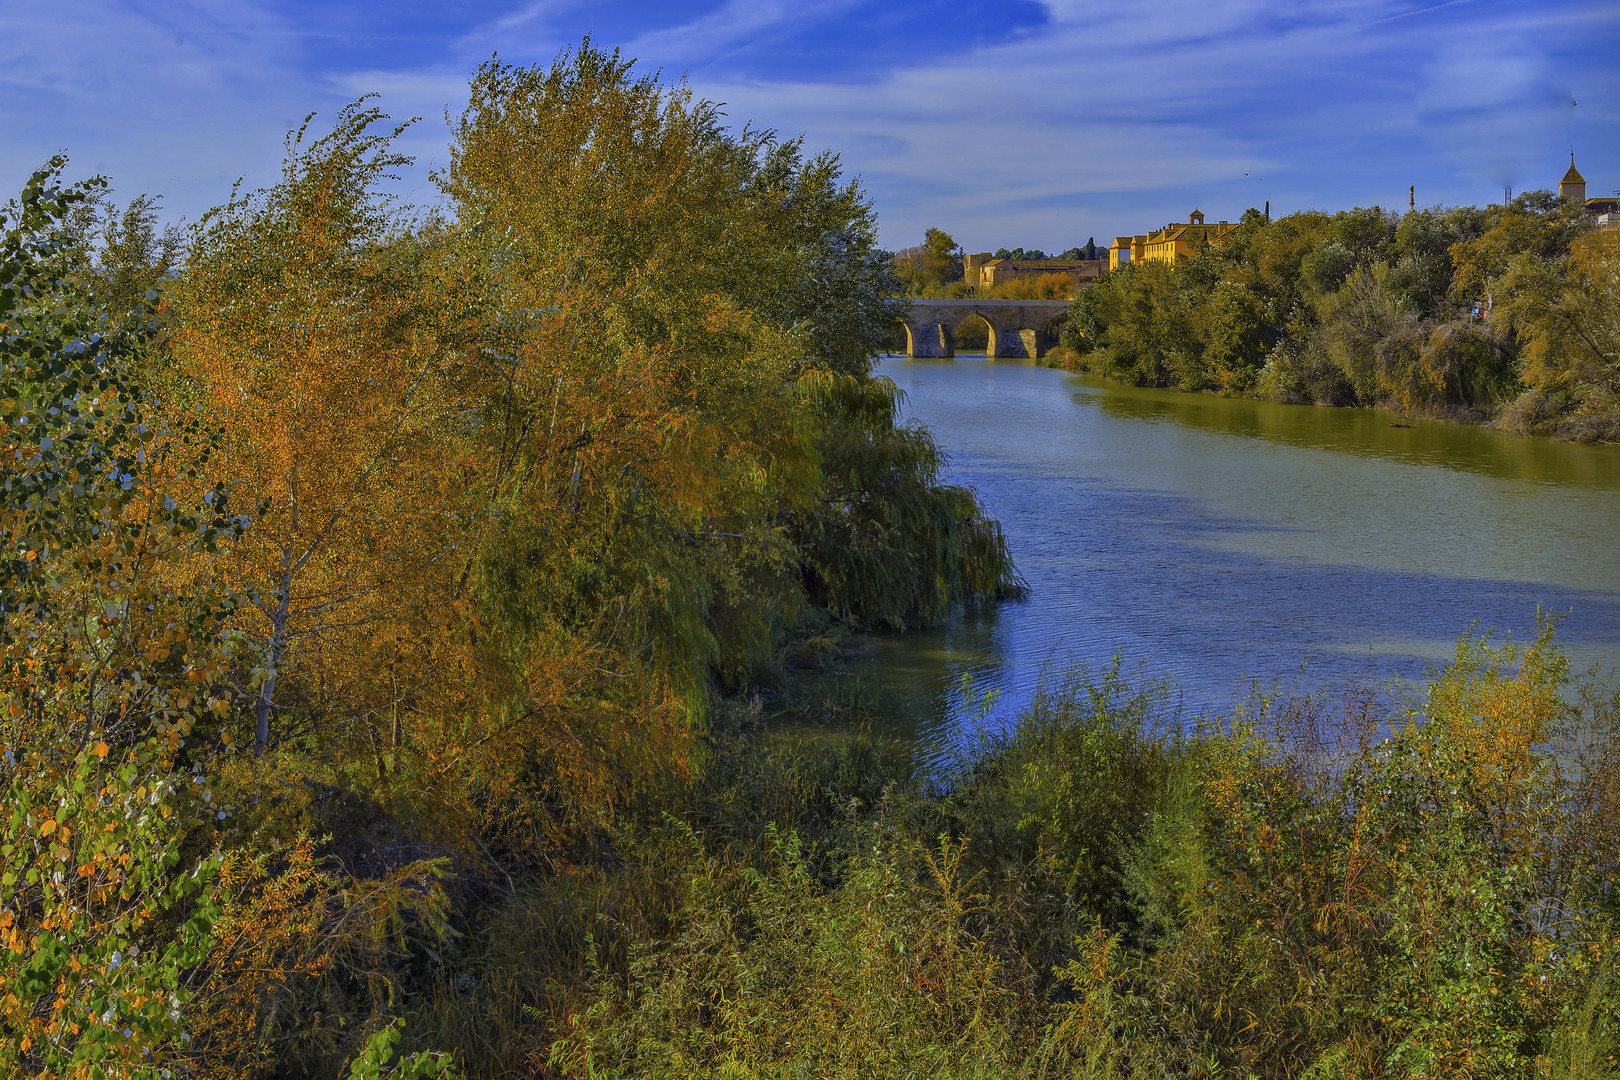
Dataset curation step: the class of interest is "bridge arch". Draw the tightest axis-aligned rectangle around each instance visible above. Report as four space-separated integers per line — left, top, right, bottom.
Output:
902 298 1072 360
1042 312 1069 350
900 320 952 358
951 312 992 354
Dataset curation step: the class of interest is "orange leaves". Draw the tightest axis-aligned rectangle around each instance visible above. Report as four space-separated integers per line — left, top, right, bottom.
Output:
166 104 481 759
183 836 450 1077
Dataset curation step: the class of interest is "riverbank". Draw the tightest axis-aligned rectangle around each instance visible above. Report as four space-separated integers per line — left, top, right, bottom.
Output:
1052 207 1619 447
1039 343 1620 444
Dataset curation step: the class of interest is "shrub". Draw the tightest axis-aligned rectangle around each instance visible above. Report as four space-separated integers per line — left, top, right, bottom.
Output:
549 824 1036 1080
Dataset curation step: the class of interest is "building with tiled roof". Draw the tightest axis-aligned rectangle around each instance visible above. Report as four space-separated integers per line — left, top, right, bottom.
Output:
1559 154 1618 232
1560 155 1587 203
962 253 1106 290
1109 210 1242 270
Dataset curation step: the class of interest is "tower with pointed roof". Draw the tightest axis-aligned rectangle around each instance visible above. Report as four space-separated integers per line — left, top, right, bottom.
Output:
1561 154 1587 203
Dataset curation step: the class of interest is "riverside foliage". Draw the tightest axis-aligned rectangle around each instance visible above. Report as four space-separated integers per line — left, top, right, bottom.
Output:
2 39 1618 1080
0 41 1017 1078
549 625 1620 1080
1057 199 1620 441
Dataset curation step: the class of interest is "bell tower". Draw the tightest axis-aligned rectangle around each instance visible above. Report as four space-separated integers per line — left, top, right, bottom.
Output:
1560 154 1587 203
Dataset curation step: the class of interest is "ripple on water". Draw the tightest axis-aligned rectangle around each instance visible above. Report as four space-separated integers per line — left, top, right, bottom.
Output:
785 356 1620 765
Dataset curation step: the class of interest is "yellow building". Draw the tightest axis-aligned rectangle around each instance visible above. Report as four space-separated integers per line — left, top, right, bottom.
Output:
1108 234 1146 271
1109 210 1241 270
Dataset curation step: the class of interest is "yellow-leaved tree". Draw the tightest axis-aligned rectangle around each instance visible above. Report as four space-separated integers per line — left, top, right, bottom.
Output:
1501 229 1620 401
167 101 476 763
429 43 825 841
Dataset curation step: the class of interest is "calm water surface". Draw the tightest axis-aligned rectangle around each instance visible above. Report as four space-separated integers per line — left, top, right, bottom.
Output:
803 355 1620 763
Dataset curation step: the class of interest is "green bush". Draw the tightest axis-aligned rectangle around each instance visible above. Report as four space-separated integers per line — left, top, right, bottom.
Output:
547 630 1620 1080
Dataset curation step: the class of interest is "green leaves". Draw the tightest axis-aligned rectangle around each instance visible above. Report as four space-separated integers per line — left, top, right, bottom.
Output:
344 1019 456 1080
794 371 1021 629
0 732 225 1076
1 160 241 618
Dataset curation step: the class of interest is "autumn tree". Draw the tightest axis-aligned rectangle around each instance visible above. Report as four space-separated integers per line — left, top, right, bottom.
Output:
1499 229 1620 431
166 101 475 759
433 46 813 836
434 42 1010 840
1448 192 1592 305
891 227 962 295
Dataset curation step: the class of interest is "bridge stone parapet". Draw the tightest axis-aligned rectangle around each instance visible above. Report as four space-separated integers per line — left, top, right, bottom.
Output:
902 298 1073 359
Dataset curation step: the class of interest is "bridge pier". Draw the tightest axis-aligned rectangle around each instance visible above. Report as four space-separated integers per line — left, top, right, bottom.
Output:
991 327 1046 359
903 322 954 358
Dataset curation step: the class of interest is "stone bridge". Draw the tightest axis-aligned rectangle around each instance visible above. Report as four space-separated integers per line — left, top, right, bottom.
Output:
902 298 1073 358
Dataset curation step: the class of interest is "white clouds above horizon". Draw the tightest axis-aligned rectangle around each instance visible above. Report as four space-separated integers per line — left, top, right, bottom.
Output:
1 0 1614 251
684 0 1618 247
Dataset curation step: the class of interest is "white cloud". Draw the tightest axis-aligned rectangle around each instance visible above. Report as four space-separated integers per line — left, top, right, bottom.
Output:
450 0 586 58
2 0 1613 248
671 0 1619 247
0 0 331 218
625 0 862 68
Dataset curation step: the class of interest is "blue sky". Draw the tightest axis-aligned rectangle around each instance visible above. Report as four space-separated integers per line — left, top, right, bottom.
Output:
3 0 1617 252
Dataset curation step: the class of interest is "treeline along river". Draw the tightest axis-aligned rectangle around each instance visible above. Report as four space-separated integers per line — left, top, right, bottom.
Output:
821 353 1620 762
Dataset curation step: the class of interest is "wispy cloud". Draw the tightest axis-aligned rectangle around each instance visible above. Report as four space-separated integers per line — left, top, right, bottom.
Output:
678 0 1619 246
626 0 863 70
1 0 329 216
2 0 1614 249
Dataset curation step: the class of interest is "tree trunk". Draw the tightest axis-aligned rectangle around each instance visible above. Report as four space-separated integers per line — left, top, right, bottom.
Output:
254 561 293 757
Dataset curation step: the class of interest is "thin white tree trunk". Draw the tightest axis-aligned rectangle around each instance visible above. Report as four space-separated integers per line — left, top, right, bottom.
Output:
254 552 293 757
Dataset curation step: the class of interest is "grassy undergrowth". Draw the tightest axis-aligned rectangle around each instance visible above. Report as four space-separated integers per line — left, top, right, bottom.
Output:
419 624 1620 1079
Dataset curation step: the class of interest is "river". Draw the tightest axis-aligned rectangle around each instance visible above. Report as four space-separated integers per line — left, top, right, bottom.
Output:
794 354 1620 763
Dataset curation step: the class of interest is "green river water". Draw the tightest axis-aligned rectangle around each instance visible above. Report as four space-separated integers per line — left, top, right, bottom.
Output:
801 354 1620 763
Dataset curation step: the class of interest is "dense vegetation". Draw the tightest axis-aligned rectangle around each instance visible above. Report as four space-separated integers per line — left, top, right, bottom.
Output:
555 626 1620 1080
891 227 965 297
0 43 1019 1078
1057 199 1620 441
4 40 1620 1080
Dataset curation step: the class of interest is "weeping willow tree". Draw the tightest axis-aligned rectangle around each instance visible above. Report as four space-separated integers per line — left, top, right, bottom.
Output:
794 371 1022 629
441 39 1021 692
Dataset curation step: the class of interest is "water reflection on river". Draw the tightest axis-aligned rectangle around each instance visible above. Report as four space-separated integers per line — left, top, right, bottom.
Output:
791 355 1620 766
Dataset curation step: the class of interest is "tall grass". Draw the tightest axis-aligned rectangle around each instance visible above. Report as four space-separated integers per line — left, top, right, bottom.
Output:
513 626 1620 1079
